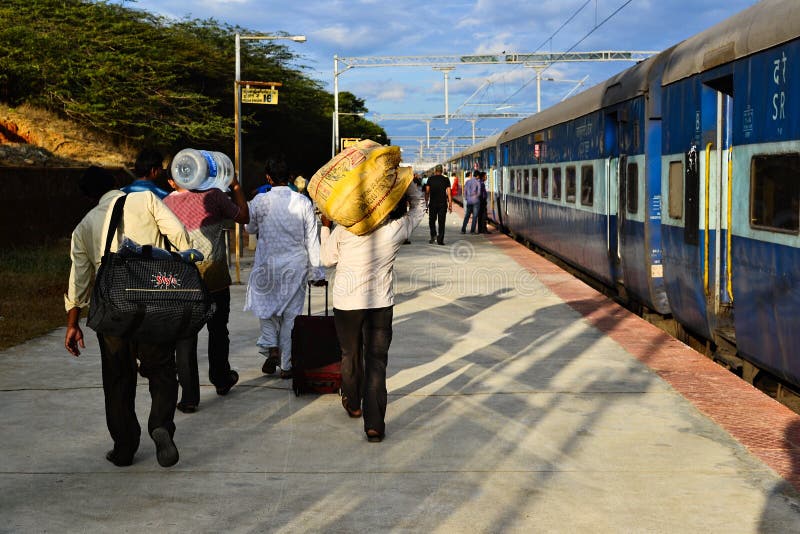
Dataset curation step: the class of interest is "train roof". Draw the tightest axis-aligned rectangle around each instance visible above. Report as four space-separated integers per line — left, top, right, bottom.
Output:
498 52 663 144
450 133 500 162
663 0 800 86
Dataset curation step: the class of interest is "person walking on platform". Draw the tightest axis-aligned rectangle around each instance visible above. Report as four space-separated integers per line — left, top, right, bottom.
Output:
320 183 425 443
460 171 481 234
163 173 249 413
424 164 452 245
477 171 492 234
245 161 325 379
121 148 170 199
64 165 191 468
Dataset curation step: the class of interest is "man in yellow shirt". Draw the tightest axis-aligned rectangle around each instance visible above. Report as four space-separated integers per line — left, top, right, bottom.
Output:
64 166 190 468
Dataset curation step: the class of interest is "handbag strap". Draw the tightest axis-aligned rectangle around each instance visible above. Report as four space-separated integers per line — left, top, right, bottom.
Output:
103 195 128 257
102 194 175 257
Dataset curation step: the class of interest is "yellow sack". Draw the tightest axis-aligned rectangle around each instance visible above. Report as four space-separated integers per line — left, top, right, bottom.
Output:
309 140 414 235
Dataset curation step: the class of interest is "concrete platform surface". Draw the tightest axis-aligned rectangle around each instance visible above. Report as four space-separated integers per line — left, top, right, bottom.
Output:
2 213 800 533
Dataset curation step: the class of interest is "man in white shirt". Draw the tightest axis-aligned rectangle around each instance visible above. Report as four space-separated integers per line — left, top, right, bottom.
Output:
244 166 324 378
64 165 191 468
319 182 425 442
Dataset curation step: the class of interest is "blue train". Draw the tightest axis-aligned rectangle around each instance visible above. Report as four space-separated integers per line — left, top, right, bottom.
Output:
444 0 800 393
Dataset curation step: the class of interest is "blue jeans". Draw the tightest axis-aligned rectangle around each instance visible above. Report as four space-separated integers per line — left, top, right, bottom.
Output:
461 202 478 233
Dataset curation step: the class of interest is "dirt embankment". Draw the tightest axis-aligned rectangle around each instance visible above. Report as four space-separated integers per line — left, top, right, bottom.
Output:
0 104 134 168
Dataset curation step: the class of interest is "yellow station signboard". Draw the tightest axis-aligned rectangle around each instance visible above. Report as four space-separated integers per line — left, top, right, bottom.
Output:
241 87 279 105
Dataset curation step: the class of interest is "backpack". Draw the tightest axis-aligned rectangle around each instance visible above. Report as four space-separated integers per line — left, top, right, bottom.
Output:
87 195 215 343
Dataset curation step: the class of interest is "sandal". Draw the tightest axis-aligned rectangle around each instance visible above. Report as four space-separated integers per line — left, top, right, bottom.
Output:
366 429 384 443
342 396 362 418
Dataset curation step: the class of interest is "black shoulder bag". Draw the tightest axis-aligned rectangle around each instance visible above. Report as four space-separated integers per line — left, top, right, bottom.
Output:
87 195 215 343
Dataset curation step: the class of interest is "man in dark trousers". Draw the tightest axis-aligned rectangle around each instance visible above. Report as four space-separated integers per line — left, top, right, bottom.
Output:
64 166 191 468
164 171 250 413
424 165 452 245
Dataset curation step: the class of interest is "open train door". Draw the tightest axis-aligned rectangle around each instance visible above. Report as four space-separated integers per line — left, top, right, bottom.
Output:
498 145 509 231
701 75 735 341
605 110 624 285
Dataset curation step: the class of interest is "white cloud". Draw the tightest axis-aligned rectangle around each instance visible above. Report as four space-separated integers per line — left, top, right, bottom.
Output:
311 24 387 52
374 85 407 102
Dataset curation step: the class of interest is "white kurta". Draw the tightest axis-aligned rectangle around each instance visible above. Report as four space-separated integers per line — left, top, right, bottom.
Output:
244 187 324 319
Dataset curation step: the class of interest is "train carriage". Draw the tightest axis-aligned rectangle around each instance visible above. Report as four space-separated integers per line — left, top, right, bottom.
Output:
436 0 800 396
659 0 800 384
495 52 672 314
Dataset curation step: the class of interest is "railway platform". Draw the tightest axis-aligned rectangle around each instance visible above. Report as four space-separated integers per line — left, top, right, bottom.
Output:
2 213 800 532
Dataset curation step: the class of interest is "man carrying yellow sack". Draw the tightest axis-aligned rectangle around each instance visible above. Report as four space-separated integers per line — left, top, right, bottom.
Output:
310 141 424 442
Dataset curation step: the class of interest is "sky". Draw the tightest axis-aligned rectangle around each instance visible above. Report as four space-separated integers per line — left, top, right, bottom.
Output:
114 0 761 166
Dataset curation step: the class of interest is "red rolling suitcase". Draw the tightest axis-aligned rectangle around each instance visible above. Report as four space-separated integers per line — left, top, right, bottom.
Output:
291 281 342 396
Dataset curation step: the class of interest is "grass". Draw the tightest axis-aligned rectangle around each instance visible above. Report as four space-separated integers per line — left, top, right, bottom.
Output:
0 240 73 351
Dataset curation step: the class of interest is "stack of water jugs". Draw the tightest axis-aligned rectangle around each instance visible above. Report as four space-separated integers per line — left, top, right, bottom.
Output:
170 149 234 191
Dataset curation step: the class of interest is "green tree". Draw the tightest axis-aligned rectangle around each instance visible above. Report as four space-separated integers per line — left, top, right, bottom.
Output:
0 0 387 177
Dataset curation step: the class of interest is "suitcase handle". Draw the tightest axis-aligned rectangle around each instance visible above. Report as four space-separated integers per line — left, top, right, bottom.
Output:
307 280 329 316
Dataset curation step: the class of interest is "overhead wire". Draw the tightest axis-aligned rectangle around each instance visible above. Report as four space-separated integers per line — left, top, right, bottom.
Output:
428 0 636 163
498 0 636 106
446 0 595 151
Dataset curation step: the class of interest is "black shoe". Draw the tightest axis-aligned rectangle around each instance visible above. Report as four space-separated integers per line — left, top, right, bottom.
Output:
366 429 384 443
437 241 445 245
262 354 279 375
279 368 293 380
429 238 435 244
176 401 197 414
151 427 179 468
460 230 466 234
105 449 133 467
215 370 239 396
403 239 411 245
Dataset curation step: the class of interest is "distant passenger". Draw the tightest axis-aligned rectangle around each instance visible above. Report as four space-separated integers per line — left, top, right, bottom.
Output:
121 148 170 199
294 175 309 196
477 171 491 234
424 164 452 245
461 171 481 234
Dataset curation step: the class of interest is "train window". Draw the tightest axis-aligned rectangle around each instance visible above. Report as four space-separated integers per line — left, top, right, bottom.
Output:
581 165 594 206
532 169 539 198
509 170 516 193
553 168 562 201
541 168 549 198
516 169 522 193
566 166 576 203
626 163 638 214
750 154 800 233
668 161 683 219
523 169 530 195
